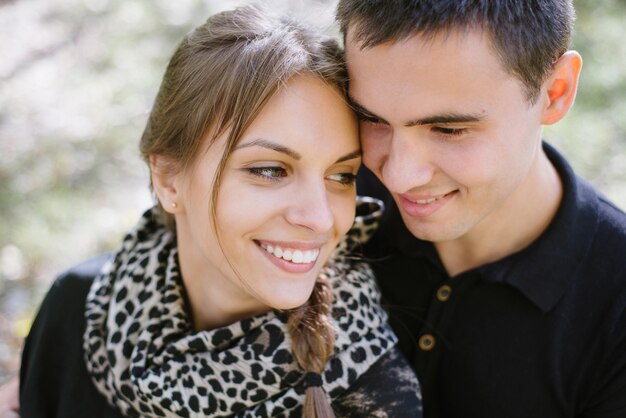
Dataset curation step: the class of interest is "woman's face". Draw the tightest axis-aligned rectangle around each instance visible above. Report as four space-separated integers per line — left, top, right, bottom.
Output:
173 75 360 327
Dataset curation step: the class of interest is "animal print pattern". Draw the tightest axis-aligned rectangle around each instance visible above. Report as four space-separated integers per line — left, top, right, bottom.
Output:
84 198 397 417
335 196 384 256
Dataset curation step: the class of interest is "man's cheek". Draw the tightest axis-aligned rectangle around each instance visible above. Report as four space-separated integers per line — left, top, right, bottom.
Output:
361 127 391 170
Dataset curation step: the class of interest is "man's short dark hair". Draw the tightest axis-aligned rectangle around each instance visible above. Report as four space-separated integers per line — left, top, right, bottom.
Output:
336 0 575 103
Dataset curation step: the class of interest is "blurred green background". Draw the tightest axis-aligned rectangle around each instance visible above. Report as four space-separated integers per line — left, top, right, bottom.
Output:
0 0 625 381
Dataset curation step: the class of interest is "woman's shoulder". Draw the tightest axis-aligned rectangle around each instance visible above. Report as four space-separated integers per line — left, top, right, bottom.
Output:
20 253 121 418
51 253 113 294
332 348 423 417
26 253 112 336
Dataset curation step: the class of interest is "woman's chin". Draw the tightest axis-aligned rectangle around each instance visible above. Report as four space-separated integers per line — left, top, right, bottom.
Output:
262 285 317 312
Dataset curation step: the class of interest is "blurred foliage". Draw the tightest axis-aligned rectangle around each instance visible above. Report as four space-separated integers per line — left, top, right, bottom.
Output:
0 0 624 381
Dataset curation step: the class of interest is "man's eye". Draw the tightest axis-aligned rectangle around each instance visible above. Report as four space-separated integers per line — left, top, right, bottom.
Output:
327 172 357 186
358 114 383 125
433 126 467 136
247 167 287 181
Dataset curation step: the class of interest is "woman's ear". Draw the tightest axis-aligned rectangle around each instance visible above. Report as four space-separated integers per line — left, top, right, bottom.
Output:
150 155 184 214
541 51 583 125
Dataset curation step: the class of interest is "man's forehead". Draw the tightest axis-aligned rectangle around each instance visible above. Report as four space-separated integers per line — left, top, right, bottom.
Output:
344 28 533 125
346 22 493 53
345 24 523 98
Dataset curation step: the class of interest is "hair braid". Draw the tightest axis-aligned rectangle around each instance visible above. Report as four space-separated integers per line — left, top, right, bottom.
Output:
288 271 337 418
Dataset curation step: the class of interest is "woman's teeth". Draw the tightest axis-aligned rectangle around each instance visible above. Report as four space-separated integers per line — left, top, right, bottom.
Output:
260 243 320 264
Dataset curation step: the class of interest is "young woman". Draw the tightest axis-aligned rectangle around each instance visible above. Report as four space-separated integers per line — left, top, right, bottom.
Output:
19 6 422 417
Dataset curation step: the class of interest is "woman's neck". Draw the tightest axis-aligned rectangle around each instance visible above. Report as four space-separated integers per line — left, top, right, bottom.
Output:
175 224 270 331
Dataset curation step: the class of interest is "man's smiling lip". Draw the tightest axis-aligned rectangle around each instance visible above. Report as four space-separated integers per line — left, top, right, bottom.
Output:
398 190 458 217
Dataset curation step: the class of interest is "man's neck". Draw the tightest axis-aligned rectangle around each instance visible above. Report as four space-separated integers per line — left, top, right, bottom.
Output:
434 149 563 277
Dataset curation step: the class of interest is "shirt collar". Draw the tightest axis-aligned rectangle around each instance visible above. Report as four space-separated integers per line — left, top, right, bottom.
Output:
479 142 600 312
373 142 600 313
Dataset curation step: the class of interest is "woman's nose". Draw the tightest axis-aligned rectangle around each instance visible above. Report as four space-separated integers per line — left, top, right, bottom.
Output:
283 181 334 233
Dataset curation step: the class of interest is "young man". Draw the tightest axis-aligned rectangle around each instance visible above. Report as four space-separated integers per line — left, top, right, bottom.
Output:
338 1 626 417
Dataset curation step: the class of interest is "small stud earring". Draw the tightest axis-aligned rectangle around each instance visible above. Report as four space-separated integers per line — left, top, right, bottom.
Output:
171 202 178 209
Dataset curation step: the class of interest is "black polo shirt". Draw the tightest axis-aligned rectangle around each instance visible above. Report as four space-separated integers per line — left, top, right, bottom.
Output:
357 142 626 418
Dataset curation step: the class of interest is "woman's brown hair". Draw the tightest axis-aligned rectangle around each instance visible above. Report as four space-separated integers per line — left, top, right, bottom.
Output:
139 5 347 417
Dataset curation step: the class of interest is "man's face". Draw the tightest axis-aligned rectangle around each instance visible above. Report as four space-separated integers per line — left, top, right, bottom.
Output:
346 28 547 244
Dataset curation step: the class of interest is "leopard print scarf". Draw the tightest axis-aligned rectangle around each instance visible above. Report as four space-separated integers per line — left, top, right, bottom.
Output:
83 198 396 417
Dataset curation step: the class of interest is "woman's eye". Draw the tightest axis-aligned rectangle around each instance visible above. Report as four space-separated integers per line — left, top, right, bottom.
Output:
327 172 357 186
247 166 287 181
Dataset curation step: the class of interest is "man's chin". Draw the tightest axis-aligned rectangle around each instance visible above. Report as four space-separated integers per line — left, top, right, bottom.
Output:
400 214 467 244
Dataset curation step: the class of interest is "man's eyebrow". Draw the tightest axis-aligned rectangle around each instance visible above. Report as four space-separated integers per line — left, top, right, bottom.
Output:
335 149 361 163
235 139 301 160
405 113 486 127
348 95 485 127
347 95 389 124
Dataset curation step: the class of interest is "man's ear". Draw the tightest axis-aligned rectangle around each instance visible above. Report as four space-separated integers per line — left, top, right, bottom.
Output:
150 155 184 214
541 51 583 125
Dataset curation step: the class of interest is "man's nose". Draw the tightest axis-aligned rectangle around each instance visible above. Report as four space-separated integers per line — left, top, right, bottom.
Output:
381 132 434 194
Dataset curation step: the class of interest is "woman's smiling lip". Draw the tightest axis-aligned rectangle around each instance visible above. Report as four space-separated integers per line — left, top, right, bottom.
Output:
254 239 324 274
255 239 326 251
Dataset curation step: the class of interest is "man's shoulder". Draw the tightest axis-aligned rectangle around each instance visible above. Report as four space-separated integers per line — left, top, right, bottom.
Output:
568 181 626 318
548 143 626 250
595 193 626 239
579 178 626 255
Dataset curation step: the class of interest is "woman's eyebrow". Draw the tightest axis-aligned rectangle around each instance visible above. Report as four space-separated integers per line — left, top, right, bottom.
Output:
237 140 360 164
235 138 301 160
335 149 361 163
